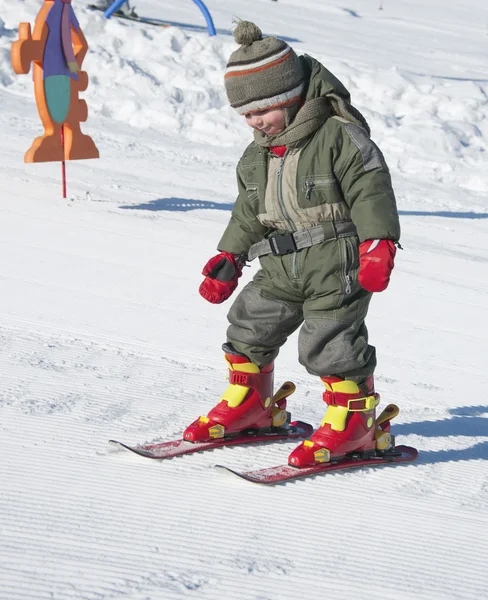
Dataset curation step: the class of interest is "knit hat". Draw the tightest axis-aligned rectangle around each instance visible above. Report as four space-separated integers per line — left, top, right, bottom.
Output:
225 21 305 115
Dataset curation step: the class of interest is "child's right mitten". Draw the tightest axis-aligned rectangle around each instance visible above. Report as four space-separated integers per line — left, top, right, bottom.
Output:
199 252 244 304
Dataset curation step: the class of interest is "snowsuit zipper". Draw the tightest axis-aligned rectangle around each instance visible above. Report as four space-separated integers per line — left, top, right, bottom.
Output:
305 180 315 202
277 151 299 279
343 237 352 295
277 152 296 232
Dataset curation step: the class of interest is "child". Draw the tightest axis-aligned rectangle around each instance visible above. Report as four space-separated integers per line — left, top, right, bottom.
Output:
184 21 400 468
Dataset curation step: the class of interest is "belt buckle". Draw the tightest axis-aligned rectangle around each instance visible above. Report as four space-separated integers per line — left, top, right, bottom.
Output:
270 232 297 256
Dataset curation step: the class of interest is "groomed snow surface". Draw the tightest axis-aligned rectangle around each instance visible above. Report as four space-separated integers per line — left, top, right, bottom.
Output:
1 0 487 598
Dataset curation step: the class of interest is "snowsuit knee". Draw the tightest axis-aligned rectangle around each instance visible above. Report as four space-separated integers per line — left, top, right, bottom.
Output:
226 238 376 382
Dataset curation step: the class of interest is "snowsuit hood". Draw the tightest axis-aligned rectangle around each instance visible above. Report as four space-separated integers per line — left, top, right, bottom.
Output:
301 54 371 134
253 55 370 148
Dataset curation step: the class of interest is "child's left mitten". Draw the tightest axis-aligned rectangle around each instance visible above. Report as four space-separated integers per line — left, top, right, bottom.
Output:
358 239 396 293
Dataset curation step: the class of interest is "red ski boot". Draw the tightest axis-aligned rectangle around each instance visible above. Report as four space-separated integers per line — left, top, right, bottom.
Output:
288 376 397 468
183 354 290 443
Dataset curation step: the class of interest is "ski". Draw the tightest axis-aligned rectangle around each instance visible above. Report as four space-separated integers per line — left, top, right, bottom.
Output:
215 445 418 484
110 420 314 459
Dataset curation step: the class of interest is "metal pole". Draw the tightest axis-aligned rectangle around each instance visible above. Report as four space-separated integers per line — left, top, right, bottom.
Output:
191 0 216 36
104 0 128 19
103 0 217 37
60 126 67 199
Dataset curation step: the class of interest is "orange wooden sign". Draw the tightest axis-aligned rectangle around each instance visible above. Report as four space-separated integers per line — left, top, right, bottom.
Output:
11 0 99 164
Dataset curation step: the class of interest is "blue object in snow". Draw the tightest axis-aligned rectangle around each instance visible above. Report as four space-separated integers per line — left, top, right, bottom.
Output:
103 0 216 36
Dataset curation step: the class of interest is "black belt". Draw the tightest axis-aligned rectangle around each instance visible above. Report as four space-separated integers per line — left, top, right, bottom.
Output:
247 222 357 261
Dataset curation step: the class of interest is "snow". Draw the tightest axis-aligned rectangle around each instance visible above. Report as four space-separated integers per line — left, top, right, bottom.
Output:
0 0 487 598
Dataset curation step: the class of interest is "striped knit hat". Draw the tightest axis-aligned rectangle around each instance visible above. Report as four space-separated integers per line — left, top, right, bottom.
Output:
225 21 304 115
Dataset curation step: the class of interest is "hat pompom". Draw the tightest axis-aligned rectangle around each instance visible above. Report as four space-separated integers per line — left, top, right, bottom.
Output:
233 21 263 46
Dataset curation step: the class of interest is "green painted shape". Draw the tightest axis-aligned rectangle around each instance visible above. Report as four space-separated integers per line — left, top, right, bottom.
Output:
44 75 71 124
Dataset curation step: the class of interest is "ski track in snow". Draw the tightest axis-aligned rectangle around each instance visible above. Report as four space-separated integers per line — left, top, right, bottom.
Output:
1 0 488 598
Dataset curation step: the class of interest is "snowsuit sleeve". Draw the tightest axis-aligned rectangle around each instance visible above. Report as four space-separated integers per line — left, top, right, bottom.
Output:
334 123 401 243
217 168 268 256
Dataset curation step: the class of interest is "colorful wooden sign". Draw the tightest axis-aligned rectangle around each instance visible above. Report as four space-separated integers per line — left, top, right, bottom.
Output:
11 0 99 165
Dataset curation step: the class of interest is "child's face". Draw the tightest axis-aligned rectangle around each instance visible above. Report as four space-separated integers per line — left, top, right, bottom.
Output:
244 107 286 135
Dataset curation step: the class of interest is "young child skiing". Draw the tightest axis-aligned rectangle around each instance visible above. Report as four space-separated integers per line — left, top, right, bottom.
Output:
184 21 400 468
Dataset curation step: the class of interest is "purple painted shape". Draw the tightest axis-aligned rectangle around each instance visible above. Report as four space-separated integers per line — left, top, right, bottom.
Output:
61 4 76 66
43 0 80 79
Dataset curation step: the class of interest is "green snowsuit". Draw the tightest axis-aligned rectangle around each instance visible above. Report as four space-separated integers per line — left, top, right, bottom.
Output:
217 57 400 383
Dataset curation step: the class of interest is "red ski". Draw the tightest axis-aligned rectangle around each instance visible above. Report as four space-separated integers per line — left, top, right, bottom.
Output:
215 445 418 484
110 420 313 459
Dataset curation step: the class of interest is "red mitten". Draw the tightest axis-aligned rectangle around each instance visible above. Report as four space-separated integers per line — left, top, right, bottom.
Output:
358 239 396 293
199 252 245 304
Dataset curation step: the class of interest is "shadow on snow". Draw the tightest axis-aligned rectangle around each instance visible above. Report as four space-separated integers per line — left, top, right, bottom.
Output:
399 210 488 219
120 198 234 212
120 201 488 219
396 405 488 464
416 442 488 465
395 405 488 438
